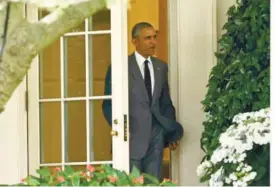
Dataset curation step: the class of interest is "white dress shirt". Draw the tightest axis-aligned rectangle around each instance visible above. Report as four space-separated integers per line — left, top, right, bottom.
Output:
134 51 155 94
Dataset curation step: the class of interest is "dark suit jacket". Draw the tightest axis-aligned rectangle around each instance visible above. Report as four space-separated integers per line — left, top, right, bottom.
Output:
102 53 183 159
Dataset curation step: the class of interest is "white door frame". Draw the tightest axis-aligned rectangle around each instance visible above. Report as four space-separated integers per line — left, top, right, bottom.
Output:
110 0 129 172
27 0 129 175
168 0 217 183
167 0 180 181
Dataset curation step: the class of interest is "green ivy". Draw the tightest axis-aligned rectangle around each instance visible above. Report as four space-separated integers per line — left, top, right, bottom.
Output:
200 0 270 185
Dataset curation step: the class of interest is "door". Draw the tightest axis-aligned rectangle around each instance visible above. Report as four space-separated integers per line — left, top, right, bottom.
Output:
26 0 129 175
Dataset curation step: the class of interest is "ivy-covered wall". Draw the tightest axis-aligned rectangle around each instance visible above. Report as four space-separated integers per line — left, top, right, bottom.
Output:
200 0 270 185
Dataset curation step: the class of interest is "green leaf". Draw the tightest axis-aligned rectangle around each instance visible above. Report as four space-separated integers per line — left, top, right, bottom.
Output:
116 171 129 184
37 167 51 178
142 173 159 184
199 173 211 183
234 19 242 25
71 175 80 186
255 167 267 181
116 178 130 186
103 164 114 173
25 177 40 186
130 166 141 178
101 181 115 186
88 180 100 186
64 166 75 176
161 181 177 186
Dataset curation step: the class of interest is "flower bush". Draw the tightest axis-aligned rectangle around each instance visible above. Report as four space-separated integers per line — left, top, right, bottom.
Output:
200 0 270 166
18 164 176 186
197 108 270 187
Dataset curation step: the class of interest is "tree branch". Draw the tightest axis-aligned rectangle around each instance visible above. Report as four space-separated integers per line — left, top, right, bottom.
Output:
0 0 107 112
0 2 10 57
0 2 24 53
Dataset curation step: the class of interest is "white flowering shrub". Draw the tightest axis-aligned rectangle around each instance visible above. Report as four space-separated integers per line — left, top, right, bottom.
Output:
197 108 270 187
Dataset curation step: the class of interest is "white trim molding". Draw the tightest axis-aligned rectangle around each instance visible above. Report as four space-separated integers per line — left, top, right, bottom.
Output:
211 0 218 69
167 0 180 182
0 5 28 185
26 4 40 176
0 80 27 184
168 0 217 185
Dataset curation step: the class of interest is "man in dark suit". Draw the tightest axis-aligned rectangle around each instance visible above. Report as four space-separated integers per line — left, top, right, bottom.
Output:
102 22 183 181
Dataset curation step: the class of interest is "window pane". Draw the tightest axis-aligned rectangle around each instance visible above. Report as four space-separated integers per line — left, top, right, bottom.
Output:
63 99 112 162
90 99 112 161
65 101 87 162
39 40 61 99
89 34 111 96
40 102 62 163
64 36 86 98
88 9 110 31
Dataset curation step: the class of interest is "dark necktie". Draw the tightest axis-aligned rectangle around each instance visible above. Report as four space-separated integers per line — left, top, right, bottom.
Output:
144 60 152 103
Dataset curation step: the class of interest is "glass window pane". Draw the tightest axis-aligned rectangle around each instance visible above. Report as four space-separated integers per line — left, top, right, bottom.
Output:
88 9 110 31
64 36 86 98
90 99 112 161
65 101 87 162
89 34 111 96
40 102 62 163
39 40 61 99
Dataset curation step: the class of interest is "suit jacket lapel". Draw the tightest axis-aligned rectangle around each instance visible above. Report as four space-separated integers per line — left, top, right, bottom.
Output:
129 54 150 104
152 58 162 105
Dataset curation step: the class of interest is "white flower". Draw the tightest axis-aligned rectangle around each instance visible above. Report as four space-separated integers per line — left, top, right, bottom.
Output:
197 164 206 177
209 167 224 187
198 108 269 186
237 153 246 162
211 147 234 164
241 171 257 182
229 173 238 181
225 177 231 184
196 165 205 177
236 162 244 171
197 160 212 177
250 122 270 145
246 171 257 181
242 165 252 173
226 152 247 164
233 180 247 187
205 161 212 167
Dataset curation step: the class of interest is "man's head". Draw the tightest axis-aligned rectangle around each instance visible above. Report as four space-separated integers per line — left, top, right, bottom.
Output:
131 22 157 58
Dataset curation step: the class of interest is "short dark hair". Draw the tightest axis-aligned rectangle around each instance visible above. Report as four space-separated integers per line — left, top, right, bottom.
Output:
131 22 154 39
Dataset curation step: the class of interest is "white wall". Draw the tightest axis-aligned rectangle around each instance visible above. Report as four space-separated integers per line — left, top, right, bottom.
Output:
0 81 27 184
175 0 215 185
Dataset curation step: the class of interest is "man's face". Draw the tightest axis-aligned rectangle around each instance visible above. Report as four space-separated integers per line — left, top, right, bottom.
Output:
132 27 157 58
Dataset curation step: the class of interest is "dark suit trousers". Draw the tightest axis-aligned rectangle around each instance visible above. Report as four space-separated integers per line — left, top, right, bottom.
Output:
130 116 165 181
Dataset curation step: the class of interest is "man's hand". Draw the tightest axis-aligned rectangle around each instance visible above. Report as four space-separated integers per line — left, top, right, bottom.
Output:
169 140 180 151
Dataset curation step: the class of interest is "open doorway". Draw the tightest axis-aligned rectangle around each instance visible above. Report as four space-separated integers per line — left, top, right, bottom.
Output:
127 0 170 179
156 0 170 179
